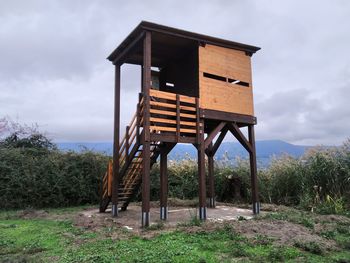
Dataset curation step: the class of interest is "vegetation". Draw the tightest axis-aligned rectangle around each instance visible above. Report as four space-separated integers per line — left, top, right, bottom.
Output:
0 119 349 262
0 206 349 262
149 140 350 214
0 118 349 214
0 118 108 209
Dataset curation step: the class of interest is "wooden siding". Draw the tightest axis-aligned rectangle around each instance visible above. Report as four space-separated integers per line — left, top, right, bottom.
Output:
199 44 254 116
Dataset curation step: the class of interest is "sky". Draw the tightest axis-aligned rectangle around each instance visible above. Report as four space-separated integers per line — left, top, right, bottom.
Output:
1 0 349 145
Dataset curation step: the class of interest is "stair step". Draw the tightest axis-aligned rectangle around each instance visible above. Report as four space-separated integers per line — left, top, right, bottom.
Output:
119 188 134 191
118 192 132 196
119 183 137 187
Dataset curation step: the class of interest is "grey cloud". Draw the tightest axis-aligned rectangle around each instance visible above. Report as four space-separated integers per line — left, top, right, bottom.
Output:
1 0 349 145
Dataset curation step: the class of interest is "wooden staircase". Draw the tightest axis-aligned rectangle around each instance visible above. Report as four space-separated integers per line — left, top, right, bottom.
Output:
99 104 161 212
100 89 199 213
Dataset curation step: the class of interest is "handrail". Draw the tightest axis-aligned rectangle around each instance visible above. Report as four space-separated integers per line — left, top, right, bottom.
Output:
146 89 199 137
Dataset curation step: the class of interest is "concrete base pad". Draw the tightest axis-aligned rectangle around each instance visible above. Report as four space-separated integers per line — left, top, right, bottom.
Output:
102 204 254 229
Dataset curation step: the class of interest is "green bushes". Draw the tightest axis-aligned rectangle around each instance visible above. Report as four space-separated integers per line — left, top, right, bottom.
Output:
1 119 349 212
148 140 350 213
0 147 108 209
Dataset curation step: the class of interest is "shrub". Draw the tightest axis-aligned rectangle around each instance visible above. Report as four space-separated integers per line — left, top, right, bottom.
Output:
0 147 108 209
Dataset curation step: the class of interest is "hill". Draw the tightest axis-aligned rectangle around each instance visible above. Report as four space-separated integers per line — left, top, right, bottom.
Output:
57 140 312 166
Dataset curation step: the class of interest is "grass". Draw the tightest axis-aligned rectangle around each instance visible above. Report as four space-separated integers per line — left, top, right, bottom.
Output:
0 206 349 262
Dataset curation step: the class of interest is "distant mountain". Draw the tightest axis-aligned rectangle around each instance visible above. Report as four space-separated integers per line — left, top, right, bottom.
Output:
57 142 113 154
57 140 312 167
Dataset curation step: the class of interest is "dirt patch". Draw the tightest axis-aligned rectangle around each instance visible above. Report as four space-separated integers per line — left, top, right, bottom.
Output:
314 214 350 225
17 209 49 219
56 204 255 238
232 219 337 250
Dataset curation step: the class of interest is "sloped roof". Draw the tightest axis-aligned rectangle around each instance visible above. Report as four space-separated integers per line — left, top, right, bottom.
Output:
107 21 260 64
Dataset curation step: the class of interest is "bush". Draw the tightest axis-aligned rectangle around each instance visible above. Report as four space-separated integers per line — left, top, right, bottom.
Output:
1 117 349 212
0 121 109 209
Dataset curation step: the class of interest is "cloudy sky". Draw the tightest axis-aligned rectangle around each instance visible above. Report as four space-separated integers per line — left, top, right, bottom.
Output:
1 0 349 145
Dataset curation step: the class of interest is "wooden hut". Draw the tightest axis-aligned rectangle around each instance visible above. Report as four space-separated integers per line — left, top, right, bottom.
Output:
100 21 261 227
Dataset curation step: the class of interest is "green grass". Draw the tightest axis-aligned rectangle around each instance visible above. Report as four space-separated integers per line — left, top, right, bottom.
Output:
0 207 350 262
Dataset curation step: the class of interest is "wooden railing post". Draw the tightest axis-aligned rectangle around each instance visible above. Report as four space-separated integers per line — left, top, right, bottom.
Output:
176 94 180 142
195 97 200 144
125 125 130 163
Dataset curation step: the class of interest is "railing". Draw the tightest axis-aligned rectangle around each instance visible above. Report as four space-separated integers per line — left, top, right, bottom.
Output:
119 106 140 167
102 160 113 199
117 88 199 174
147 89 199 138
102 89 199 201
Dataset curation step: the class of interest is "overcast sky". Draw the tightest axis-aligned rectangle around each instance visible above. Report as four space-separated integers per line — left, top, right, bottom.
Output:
1 0 349 145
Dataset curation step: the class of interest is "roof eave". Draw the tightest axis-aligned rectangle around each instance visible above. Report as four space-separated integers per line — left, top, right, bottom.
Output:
107 21 261 63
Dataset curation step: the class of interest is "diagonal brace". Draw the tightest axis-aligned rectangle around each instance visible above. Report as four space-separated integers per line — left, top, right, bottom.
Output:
204 122 226 149
206 126 228 156
227 122 252 153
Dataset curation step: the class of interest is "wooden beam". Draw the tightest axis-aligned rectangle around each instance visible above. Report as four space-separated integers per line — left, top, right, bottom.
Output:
248 125 260 214
150 133 196 144
160 146 167 220
113 31 145 65
159 143 176 220
141 31 151 227
207 142 215 208
176 94 180 142
198 119 206 220
209 126 228 156
204 122 226 149
227 122 252 153
200 109 257 125
112 64 121 217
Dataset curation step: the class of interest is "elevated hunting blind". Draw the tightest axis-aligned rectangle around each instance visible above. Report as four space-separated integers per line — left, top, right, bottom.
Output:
100 21 261 227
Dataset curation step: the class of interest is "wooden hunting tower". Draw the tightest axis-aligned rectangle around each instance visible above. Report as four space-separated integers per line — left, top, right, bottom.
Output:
100 21 261 227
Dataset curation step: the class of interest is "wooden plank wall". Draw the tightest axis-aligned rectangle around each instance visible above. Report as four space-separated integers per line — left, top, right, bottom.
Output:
199 44 254 116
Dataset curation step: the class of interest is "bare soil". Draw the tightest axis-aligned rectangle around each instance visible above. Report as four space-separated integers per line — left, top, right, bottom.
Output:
14 203 344 250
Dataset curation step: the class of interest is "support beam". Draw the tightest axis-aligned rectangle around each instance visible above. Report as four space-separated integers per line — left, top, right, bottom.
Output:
112 64 121 217
207 142 215 208
160 146 168 220
141 31 152 227
227 122 252 153
159 142 175 220
198 119 207 220
204 122 226 149
111 31 145 65
210 126 228 156
248 125 260 214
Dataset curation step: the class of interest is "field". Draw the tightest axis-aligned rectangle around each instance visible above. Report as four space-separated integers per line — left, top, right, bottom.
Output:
1 203 349 263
